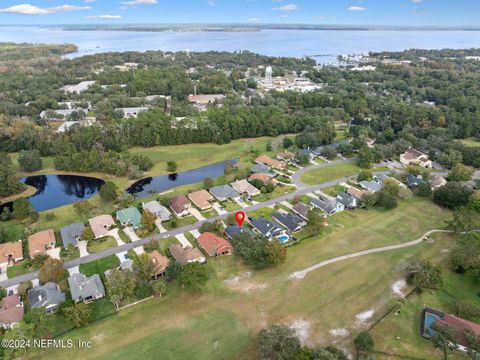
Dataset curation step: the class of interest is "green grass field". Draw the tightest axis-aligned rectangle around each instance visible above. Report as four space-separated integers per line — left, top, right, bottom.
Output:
79 255 120 277
459 137 480 147
300 162 365 185
87 236 117 253
30 198 455 360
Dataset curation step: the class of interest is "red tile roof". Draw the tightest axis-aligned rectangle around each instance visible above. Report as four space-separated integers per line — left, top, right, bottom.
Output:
197 232 233 257
0 295 24 327
438 314 480 347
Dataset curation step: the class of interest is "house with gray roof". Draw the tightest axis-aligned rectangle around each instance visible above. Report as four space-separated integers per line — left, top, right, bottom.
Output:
250 164 276 177
310 196 345 215
209 185 240 202
224 225 256 240
336 192 357 209
28 283 65 314
60 223 85 248
407 174 425 188
359 180 383 193
272 211 306 233
292 202 311 220
311 146 325 157
250 218 283 239
68 273 105 304
142 200 171 222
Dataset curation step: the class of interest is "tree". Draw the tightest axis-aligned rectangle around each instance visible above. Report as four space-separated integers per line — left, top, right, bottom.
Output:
165 260 183 282
469 191 480 212
141 210 157 233
62 302 92 328
451 233 480 281
407 260 443 289
448 163 474 182
433 182 474 209
105 269 137 306
0 153 23 197
2 322 35 359
265 239 287 266
151 280 167 297
415 181 432 198
359 193 377 209
132 253 156 283
307 208 324 234
258 324 301 360
452 300 480 321
447 207 480 233
357 148 374 169
12 198 32 219
23 307 49 337
354 332 375 359
431 324 458 360
18 149 42 172
266 141 273 152
39 258 65 284
167 161 177 173
283 138 293 149
99 181 118 202
322 146 337 160
203 177 214 189
73 200 93 217
224 162 234 175
357 170 373 182
178 262 209 292
81 227 94 241
382 179 400 197
375 190 397 209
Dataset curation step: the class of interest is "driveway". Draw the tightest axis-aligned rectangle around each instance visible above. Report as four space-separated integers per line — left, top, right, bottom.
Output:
280 201 293 209
78 240 89 257
0 266 8 281
133 246 145 255
175 234 192 249
212 202 227 215
234 198 249 208
123 227 140 242
190 229 201 239
189 207 206 221
107 229 125 246
67 266 80 276
116 251 129 263
155 219 167 233
46 247 61 260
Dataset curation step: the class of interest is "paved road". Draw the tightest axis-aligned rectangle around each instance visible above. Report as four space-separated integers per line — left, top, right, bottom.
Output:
0 172 353 288
291 229 454 279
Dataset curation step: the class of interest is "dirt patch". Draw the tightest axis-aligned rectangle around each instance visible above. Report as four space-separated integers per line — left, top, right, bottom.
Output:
354 309 375 328
224 272 267 293
391 279 407 297
290 320 311 345
329 328 349 338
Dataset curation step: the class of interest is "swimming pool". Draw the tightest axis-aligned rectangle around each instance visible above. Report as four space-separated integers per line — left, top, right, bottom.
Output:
277 234 290 242
423 312 440 337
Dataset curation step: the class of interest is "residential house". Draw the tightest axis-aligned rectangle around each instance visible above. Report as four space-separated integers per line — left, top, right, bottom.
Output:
0 241 23 267
88 215 115 239
276 151 296 162
297 149 314 161
430 175 447 190
292 202 311 220
197 232 234 257
310 196 345 215
169 196 191 217
249 172 277 185
209 185 240 202
347 187 367 199
407 174 424 189
168 244 206 266
115 107 149 119
375 174 407 188
68 273 105 303
61 81 95 94
359 180 383 193
250 218 283 239
250 164 276 177
116 207 142 229
400 148 432 168
187 94 226 105
28 229 56 259
255 155 286 170
272 211 306 233
28 283 65 314
231 179 261 197
310 146 324 157
224 225 256 240
188 190 214 210
60 223 84 249
421 307 480 352
149 250 169 279
142 201 171 222
40 108 87 122
0 295 24 329
336 192 357 209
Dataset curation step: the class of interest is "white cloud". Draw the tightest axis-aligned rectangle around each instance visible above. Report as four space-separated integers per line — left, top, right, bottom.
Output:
84 0 97 3
247 17 260 22
208 0 215 5
348 6 366 12
0 4 91 15
120 0 157 8
273 3 298 11
87 14 122 19
412 0 425 2
412 8 430 15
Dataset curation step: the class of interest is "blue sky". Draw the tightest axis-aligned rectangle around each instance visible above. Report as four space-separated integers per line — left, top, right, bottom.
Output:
0 0 478 26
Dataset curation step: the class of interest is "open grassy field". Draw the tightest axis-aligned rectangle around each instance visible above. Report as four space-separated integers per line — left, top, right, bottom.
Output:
459 137 480 147
30 198 454 360
300 162 365 185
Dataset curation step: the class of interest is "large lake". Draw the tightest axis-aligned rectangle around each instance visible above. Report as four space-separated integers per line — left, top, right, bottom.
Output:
1 27 480 63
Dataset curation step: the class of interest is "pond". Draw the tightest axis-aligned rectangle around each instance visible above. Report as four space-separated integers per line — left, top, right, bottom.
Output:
0 174 105 213
126 159 238 198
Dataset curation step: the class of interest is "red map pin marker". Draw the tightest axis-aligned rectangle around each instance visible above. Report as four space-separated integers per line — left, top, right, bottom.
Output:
235 211 246 226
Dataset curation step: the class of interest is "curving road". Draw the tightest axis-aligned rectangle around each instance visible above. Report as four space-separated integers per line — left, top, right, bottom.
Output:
291 229 454 279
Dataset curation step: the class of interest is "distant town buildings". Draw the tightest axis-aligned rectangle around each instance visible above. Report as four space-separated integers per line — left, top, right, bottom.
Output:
61 81 96 94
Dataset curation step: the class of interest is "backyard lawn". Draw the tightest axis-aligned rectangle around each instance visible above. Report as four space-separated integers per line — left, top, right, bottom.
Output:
459 137 480 147
79 255 120 277
30 198 454 360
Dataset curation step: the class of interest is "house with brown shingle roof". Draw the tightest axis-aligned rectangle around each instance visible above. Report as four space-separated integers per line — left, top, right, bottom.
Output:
0 241 23 267
28 229 56 259
0 295 24 329
169 195 191 217
400 148 432 168
197 232 234 257
168 244 205 266
231 179 261 197
249 173 277 185
149 250 169 279
88 215 115 239
255 155 286 170
347 187 367 199
188 190 214 210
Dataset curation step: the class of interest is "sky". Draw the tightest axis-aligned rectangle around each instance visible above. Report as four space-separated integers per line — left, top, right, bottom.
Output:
0 0 478 26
